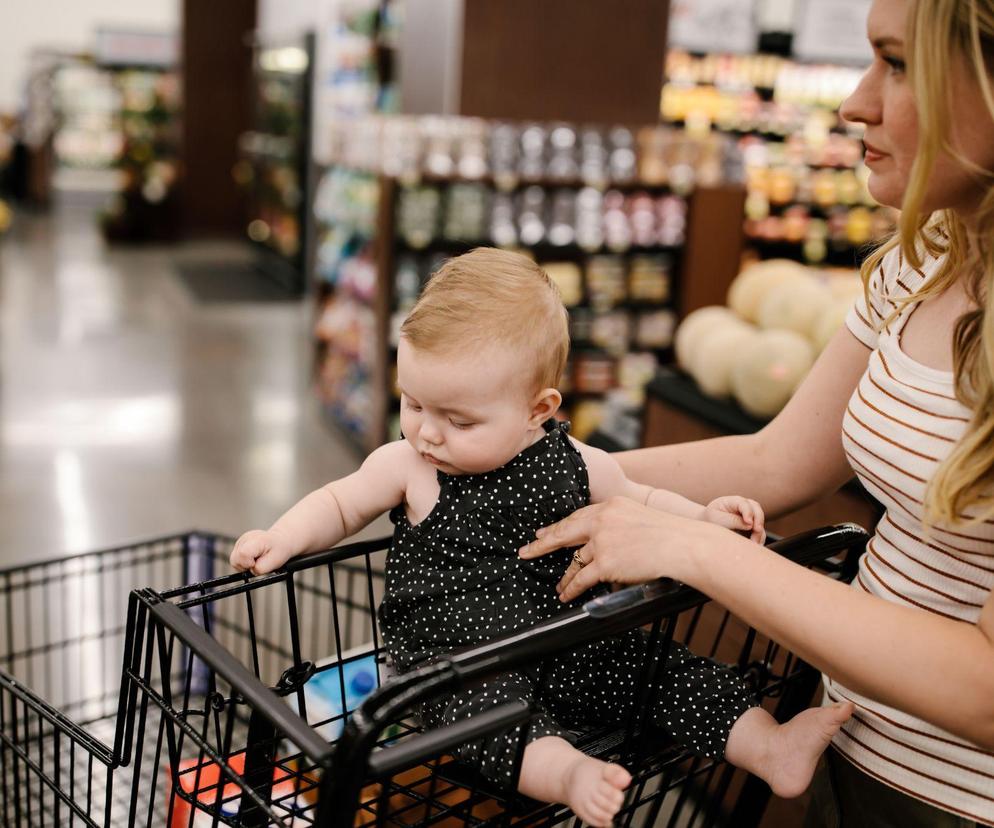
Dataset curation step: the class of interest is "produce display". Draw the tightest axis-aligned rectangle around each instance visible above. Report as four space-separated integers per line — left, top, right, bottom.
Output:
101 69 181 241
677 258 861 418
730 328 815 418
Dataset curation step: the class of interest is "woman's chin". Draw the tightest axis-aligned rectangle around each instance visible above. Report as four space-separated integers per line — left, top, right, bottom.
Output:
866 177 903 211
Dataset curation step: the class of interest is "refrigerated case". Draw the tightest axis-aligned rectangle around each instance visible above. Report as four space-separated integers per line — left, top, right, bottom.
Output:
238 33 315 294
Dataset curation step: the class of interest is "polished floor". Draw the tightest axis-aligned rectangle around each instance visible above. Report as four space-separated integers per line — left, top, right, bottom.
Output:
0 199 385 567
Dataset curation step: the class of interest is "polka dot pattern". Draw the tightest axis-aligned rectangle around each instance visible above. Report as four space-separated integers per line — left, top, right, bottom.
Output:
378 419 757 788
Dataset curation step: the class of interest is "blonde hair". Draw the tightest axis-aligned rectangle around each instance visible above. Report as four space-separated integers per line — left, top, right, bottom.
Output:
400 248 570 392
860 0 994 526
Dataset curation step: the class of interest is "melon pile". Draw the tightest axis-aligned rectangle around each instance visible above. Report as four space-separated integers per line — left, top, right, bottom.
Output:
676 259 861 418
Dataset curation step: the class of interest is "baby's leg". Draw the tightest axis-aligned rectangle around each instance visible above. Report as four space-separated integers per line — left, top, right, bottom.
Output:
648 641 851 797
644 640 757 758
519 736 631 828
422 671 631 825
539 635 754 759
724 702 853 798
421 672 548 785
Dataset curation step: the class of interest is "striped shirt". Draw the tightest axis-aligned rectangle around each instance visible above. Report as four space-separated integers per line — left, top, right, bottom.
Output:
828 244 994 824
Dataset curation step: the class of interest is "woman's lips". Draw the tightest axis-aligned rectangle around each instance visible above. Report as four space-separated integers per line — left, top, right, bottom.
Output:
863 141 888 164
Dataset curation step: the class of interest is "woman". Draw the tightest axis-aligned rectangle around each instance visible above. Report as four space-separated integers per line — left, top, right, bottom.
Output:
520 0 994 824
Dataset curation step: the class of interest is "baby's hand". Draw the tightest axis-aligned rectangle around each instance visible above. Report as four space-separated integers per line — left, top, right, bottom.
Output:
703 496 766 544
230 529 295 575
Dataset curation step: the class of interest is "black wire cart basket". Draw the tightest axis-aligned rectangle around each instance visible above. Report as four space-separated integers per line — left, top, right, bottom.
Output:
0 523 867 828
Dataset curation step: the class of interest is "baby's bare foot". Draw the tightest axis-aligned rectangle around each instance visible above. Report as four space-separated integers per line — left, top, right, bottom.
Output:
762 702 853 798
563 756 631 827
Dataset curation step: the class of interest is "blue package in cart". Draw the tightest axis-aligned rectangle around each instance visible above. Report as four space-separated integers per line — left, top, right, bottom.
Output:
288 649 384 741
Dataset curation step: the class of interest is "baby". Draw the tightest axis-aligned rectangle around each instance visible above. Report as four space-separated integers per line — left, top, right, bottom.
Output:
232 248 852 827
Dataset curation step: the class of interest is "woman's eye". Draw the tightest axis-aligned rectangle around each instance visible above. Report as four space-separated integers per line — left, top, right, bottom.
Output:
883 55 905 74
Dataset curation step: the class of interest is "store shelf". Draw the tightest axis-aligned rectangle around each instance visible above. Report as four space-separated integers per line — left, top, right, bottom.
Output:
314 185 724 450
46 59 182 240
405 173 683 193
311 117 749 451
661 49 895 268
394 238 684 259
743 237 876 268
238 32 315 294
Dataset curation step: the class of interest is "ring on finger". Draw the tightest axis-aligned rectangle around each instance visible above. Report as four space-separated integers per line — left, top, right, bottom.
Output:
572 549 587 568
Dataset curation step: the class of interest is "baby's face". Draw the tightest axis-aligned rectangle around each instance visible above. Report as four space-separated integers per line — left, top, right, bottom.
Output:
397 339 542 475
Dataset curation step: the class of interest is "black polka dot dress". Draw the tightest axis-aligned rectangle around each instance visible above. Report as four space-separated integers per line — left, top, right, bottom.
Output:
378 419 756 788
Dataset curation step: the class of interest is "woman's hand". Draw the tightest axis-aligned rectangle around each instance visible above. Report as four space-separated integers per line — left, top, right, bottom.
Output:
518 496 727 602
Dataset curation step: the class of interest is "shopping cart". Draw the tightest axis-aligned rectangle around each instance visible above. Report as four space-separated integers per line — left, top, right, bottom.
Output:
0 523 867 827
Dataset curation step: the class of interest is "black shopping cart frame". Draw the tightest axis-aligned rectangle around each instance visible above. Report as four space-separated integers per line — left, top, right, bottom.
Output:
0 524 867 827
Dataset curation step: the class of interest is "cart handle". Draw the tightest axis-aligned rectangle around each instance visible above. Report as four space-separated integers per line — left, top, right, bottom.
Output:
355 522 868 723
450 522 869 681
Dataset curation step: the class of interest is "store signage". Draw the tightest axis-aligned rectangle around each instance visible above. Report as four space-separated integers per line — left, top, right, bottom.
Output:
95 28 178 68
668 0 759 55
793 0 873 65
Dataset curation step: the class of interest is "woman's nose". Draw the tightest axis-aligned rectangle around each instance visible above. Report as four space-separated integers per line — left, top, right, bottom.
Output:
839 67 881 127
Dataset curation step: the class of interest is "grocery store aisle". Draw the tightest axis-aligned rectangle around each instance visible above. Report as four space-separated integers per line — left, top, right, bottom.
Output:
0 200 376 566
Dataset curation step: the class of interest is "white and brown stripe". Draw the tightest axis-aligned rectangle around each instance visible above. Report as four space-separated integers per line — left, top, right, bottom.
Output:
835 245 994 824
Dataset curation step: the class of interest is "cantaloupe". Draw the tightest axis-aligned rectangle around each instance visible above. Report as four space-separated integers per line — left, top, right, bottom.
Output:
689 323 761 397
727 259 808 323
731 329 815 418
811 299 853 353
757 276 832 338
827 271 864 301
674 306 744 372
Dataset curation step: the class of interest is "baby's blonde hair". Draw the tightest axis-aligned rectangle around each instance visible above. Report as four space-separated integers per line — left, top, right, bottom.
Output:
400 248 570 393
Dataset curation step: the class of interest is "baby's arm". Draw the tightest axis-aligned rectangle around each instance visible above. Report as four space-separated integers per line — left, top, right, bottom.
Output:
573 438 705 519
572 439 765 541
231 440 415 574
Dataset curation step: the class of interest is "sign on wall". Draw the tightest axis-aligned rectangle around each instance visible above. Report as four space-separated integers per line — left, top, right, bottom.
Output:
793 0 873 65
95 28 178 67
668 0 759 55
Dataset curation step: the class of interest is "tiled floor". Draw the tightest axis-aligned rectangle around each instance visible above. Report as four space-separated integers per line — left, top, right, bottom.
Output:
0 198 385 568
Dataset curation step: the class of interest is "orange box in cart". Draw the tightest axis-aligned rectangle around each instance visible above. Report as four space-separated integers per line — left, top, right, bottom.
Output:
168 753 318 827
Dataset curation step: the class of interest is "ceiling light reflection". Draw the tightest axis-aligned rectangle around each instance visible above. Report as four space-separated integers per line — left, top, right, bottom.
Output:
4 395 180 448
55 449 92 554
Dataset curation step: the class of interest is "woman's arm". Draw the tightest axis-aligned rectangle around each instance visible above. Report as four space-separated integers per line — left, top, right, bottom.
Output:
574 438 764 539
520 502 994 750
617 327 869 518
689 529 994 751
